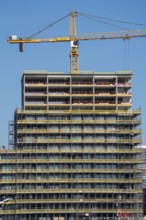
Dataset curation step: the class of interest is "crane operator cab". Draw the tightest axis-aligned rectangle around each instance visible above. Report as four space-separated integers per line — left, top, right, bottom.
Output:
71 40 79 48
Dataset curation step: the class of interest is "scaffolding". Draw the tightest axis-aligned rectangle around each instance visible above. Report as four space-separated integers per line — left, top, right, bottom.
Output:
0 71 143 220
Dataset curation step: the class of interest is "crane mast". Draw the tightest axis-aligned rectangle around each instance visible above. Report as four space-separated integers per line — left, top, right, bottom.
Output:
69 11 79 74
7 11 146 74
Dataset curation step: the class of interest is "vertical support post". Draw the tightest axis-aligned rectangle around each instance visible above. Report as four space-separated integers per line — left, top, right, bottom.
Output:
69 11 79 74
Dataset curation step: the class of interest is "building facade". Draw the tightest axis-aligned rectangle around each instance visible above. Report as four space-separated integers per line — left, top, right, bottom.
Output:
0 70 143 220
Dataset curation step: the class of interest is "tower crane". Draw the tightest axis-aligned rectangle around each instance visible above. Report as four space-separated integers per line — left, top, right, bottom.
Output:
7 11 146 74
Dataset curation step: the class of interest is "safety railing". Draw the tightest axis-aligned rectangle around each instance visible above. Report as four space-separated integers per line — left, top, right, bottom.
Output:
0 178 142 184
0 208 143 215
0 168 142 174
0 158 142 164
0 188 142 194
17 138 141 144
16 128 141 134
16 109 141 115
16 119 141 125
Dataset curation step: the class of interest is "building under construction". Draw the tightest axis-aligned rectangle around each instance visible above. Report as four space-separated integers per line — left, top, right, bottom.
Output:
0 70 143 220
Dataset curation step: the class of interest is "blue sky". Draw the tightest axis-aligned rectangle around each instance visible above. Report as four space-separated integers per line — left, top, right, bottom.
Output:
0 0 146 146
